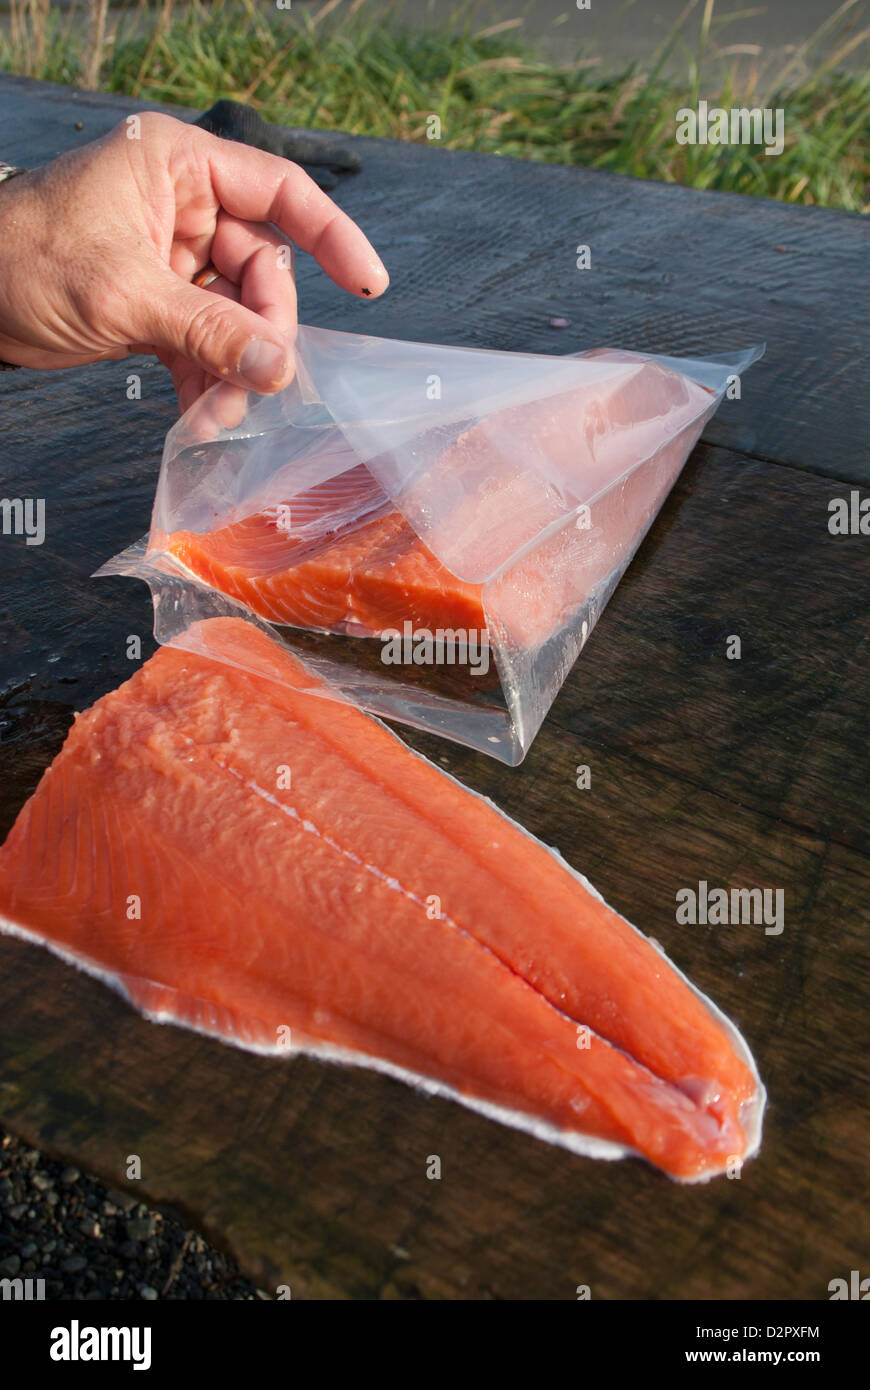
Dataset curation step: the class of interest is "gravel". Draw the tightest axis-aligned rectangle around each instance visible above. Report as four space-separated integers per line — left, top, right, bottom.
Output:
0 1126 264 1299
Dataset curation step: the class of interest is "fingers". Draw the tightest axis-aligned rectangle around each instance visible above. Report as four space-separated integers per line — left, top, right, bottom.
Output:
210 213 298 342
161 215 296 411
177 370 250 435
140 214 299 399
168 216 297 428
172 359 215 417
134 259 294 395
158 275 252 430
200 132 389 300
164 350 250 435
169 232 215 284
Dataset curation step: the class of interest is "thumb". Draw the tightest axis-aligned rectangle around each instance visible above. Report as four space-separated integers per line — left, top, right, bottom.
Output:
134 266 294 392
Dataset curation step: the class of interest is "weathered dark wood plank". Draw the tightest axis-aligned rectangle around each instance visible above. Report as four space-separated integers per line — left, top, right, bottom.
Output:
0 71 867 482
458 444 870 857
1 73 867 1300
1 433 867 1298
0 764 864 1300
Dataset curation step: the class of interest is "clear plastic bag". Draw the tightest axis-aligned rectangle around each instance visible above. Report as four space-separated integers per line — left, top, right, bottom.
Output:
99 325 763 763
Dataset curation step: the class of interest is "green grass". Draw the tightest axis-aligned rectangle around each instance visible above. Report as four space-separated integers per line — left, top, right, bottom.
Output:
2 0 868 211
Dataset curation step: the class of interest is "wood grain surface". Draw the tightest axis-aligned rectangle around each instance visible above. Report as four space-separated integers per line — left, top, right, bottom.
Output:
0 74 867 1300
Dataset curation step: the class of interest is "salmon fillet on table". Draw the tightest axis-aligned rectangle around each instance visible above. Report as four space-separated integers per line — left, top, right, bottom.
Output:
0 617 764 1181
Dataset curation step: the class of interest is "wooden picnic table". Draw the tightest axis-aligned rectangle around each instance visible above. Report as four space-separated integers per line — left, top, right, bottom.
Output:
0 72 867 1301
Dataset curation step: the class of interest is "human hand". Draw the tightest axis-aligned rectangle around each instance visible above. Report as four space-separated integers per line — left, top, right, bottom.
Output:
0 111 388 414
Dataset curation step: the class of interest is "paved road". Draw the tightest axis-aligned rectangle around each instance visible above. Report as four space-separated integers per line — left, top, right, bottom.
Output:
330 0 864 73
0 0 861 74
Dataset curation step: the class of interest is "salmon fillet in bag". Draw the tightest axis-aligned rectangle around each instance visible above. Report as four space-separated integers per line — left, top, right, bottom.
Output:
99 325 763 763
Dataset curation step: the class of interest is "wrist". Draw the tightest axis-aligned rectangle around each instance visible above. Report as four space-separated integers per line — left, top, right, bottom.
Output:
0 165 29 369
0 162 27 183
